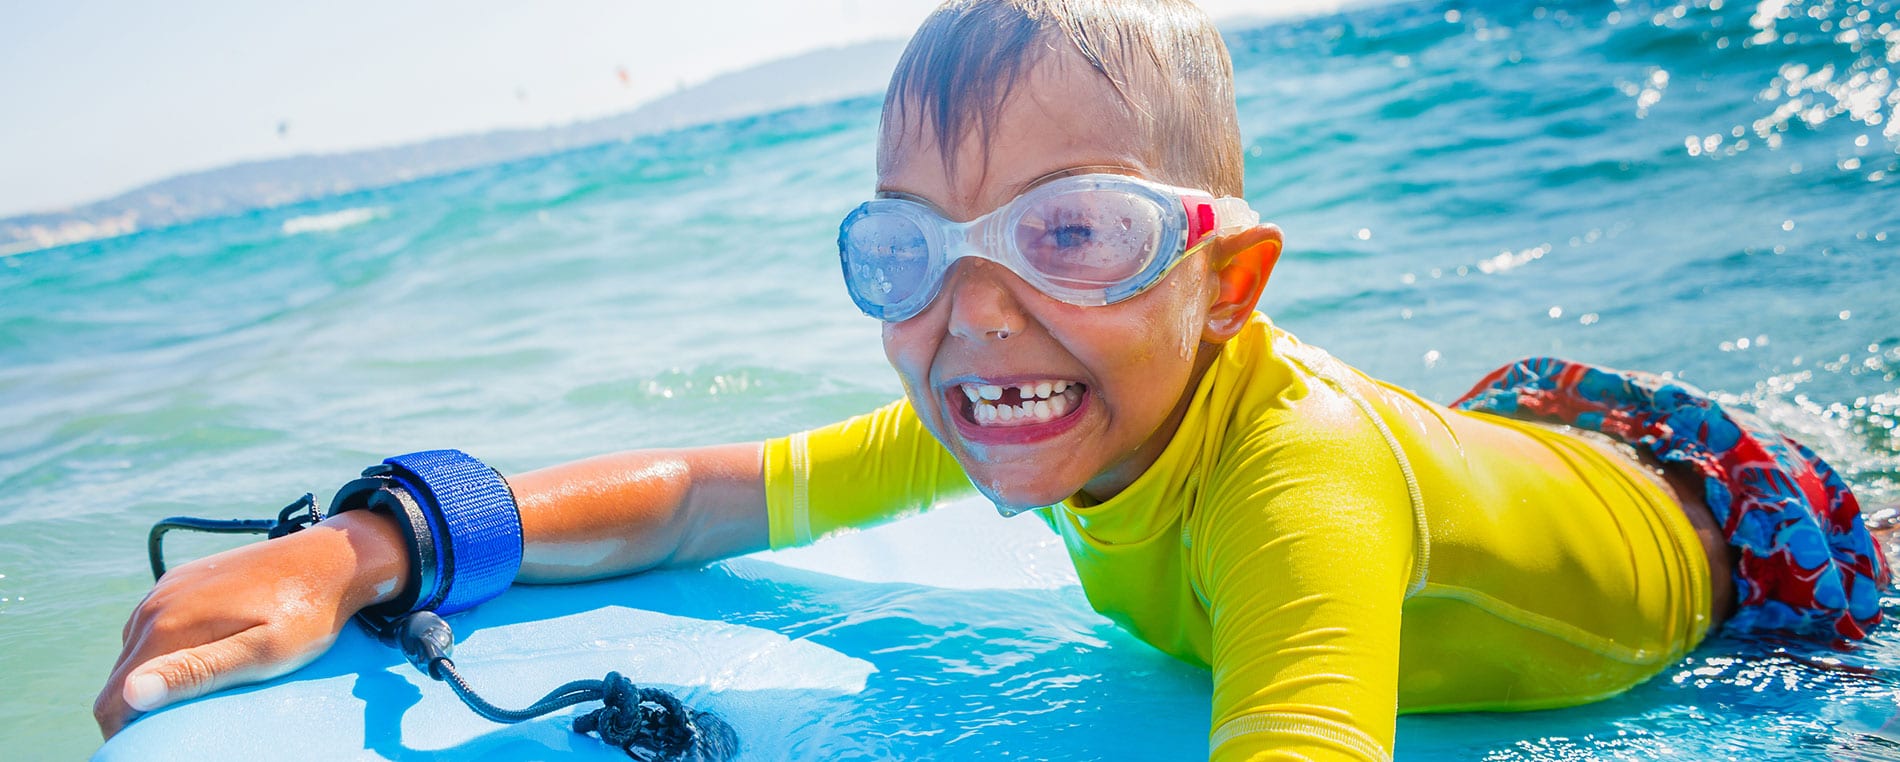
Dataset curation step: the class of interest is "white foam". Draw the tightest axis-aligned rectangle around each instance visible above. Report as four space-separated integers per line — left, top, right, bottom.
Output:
281 206 385 236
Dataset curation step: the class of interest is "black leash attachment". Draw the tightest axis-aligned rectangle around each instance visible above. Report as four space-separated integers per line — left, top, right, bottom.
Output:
147 494 321 579
386 611 738 761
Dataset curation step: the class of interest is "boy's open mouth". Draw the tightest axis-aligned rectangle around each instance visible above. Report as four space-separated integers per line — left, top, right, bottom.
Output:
954 380 1087 427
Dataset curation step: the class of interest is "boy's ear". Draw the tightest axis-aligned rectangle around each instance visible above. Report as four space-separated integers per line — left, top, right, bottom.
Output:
1203 224 1283 342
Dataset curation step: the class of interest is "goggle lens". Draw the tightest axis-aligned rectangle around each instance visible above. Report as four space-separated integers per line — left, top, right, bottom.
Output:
1012 187 1165 290
842 210 933 306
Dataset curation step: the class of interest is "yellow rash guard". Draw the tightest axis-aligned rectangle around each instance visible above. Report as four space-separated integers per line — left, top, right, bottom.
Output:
760 314 1713 761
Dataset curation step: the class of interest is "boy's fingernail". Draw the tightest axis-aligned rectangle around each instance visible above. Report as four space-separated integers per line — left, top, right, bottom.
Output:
124 673 168 711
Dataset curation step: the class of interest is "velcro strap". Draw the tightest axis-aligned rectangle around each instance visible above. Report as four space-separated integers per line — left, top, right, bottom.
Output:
384 450 523 616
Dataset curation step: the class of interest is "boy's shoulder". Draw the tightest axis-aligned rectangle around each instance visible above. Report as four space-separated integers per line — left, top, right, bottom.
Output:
1205 315 1407 463
1192 318 1428 577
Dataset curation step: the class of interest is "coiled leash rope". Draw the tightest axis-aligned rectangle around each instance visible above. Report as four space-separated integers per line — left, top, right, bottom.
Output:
150 489 738 761
388 610 738 760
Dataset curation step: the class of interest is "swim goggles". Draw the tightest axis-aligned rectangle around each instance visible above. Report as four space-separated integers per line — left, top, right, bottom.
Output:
837 173 1259 322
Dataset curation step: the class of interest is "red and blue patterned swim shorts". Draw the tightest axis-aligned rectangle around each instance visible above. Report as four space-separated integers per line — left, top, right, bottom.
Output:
1455 357 1892 640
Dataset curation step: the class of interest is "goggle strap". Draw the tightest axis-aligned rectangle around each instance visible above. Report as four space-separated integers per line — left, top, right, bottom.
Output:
1194 202 1217 244
1212 197 1260 235
1184 196 1261 249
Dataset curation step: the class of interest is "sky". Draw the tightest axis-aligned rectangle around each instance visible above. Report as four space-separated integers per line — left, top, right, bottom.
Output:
0 0 1342 219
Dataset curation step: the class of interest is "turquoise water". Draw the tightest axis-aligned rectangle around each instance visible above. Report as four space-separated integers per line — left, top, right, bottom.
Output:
7 0 1900 757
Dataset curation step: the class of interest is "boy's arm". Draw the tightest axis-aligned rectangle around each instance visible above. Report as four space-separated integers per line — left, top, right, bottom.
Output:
96 442 770 738
512 443 768 581
1196 414 1417 762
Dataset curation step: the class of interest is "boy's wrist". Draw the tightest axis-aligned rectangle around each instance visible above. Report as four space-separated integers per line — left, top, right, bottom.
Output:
314 508 414 612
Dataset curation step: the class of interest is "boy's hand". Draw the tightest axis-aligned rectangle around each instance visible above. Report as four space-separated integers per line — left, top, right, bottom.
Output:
94 510 408 739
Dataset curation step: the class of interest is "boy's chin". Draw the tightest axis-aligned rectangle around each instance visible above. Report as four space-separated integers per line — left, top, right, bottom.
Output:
991 502 1040 518
969 479 1071 518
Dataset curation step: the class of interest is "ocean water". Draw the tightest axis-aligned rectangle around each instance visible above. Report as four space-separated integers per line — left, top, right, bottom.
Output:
6 0 1900 758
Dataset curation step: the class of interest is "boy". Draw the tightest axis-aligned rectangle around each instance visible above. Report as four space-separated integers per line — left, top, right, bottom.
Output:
98 1 1891 759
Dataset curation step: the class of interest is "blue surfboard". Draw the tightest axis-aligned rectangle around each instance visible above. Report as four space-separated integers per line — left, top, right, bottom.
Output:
97 496 1693 760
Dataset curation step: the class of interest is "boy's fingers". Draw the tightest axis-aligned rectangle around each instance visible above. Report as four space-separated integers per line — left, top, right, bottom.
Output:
123 587 158 645
93 683 140 739
97 620 314 739
119 625 283 713
96 622 164 737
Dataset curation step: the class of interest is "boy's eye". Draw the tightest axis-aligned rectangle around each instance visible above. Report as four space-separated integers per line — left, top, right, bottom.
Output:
1051 224 1094 249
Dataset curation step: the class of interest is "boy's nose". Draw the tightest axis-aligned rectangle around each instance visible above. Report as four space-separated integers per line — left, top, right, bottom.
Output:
942 259 1030 342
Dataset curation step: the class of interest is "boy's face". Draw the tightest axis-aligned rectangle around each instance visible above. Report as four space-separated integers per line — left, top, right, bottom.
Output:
876 47 1222 513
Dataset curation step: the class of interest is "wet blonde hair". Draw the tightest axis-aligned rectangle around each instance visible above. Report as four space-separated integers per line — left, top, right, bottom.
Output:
880 0 1243 197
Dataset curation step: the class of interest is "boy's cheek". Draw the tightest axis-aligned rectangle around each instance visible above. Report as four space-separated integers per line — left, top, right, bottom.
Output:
880 322 920 371
882 329 945 432
880 338 917 391
896 377 931 419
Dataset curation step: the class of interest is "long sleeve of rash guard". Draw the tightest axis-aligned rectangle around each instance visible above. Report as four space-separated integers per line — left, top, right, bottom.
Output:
1192 403 1417 761
760 398 972 548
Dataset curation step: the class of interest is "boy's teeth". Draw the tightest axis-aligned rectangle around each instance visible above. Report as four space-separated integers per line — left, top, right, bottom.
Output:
958 379 1084 427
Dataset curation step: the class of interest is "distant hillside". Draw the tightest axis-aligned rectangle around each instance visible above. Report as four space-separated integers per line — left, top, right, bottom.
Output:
0 39 907 256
